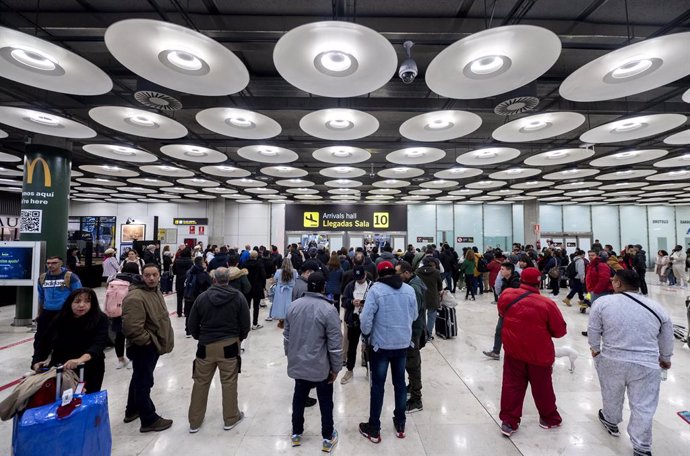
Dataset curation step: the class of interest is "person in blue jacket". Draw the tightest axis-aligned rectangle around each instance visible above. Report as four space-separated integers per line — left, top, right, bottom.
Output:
34 256 82 352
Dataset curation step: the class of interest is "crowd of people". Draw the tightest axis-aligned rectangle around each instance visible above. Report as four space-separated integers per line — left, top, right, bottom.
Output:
12 237 686 456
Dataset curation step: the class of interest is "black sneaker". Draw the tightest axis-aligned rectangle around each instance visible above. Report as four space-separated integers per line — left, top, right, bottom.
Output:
393 419 405 439
405 400 423 414
633 448 652 456
140 417 173 433
482 350 500 360
358 422 381 443
123 412 139 423
598 409 620 437
305 396 317 407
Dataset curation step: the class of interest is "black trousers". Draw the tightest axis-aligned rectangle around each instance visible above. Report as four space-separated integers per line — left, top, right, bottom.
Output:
292 378 334 440
637 269 648 295
251 296 262 325
126 343 161 426
346 325 361 371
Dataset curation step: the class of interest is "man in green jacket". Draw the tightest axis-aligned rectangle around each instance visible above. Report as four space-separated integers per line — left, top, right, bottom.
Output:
122 263 175 433
396 260 426 413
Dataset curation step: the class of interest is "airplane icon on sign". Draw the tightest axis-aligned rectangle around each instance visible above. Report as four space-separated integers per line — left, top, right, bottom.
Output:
303 212 319 228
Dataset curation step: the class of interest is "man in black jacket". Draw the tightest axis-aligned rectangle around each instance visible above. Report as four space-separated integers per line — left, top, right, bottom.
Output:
483 262 521 360
633 244 648 295
187 267 250 433
208 246 230 272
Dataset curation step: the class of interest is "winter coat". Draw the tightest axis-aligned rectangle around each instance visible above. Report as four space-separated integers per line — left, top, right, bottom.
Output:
244 258 266 299
360 275 418 351
284 292 342 382
162 253 173 274
325 267 343 296
487 259 502 289
32 312 109 368
292 275 309 301
408 275 427 343
261 255 277 278
187 284 250 345
270 269 298 319
228 267 251 296
655 255 670 276
415 266 442 310
633 250 647 271
342 279 372 327
173 256 194 292
459 258 476 275
586 258 614 294
208 253 230 271
122 282 174 355
185 264 212 301
498 284 567 366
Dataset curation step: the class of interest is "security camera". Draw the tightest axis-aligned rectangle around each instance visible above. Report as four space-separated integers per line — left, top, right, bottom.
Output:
399 41 418 84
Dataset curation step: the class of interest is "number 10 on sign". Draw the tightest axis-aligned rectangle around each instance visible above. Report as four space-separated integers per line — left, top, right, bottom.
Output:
373 212 389 228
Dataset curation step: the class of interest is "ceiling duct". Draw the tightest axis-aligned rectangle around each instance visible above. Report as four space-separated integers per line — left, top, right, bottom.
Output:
133 79 183 111
494 82 539 116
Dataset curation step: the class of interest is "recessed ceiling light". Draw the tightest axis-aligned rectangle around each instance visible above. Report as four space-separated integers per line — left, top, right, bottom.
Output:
157 49 210 75
612 121 644 133
217 166 236 171
474 149 498 159
466 55 509 77
405 149 425 158
9 46 58 71
276 166 292 172
226 117 255 129
425 119 453 130
477 180 493 186
669 170 688 176
325 119 354 130
615 170 633 175
186 147 207 156
524 181 540 185
28 113 59 126
112 146 137 156
259 147 278 156
560 169 579 175
159 166 175 171
126 115 157 128
192 178 205 183
449 168 467 173
334 167 352 173
609 56 658 80
544 150 569 158
521 120 549 132
103 165 119 171
332 149 352 158
393 167 409 173
505 169 524 175
614 151 638 159
314 50 358 76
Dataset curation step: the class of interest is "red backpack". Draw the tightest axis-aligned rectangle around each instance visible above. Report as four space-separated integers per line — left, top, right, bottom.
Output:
104 279 130 318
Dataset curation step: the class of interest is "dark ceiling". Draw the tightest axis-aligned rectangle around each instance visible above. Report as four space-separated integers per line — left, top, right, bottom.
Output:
0 0 689 202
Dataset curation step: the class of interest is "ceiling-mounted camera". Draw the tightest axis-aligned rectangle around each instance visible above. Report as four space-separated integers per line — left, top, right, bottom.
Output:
398 41 418 84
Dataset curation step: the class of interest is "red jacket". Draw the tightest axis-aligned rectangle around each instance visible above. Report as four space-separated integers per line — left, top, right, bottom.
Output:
498 284 567 366
585 258 613 294
487 259 502 288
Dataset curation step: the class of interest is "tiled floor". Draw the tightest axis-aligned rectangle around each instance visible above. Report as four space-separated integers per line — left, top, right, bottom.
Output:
0 280 688 455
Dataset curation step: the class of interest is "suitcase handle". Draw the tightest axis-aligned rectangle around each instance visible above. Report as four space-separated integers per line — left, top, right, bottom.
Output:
54 364 86 401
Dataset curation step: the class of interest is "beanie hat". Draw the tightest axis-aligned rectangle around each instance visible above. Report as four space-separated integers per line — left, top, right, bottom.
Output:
520 267 541 286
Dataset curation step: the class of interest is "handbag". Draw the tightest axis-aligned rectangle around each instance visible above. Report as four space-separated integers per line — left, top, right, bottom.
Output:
548 266 560 279
440 290 457 308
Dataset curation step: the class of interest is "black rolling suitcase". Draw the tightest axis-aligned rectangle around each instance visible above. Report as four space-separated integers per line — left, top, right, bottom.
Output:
435 305 457 339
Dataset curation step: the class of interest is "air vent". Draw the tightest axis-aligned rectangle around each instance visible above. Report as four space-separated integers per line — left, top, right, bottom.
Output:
134 91 182 111
494 96 539 116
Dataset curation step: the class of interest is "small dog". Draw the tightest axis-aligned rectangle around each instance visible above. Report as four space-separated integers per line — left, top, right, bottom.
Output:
554 346 578 373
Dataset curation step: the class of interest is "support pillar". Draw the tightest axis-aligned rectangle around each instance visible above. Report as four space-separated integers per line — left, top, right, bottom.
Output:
15 138 71 326
209 199 226 247
523 200 540 249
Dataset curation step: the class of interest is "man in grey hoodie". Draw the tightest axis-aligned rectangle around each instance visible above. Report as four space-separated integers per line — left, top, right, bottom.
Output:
284 272 342 452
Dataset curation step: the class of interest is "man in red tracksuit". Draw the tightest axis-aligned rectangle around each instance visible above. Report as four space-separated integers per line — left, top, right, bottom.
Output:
497 267 567 437
585 250 614 303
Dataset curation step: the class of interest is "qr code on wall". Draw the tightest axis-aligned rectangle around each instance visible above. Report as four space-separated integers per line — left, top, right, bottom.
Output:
20 209 42 234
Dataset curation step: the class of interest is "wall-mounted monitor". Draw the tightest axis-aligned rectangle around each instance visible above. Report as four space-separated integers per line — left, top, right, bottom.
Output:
0 241 43 286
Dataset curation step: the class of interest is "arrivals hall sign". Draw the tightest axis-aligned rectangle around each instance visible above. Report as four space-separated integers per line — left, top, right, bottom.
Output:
285 204 406 232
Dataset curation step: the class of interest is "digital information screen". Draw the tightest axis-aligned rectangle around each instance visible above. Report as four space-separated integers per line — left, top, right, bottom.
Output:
0 246 34 282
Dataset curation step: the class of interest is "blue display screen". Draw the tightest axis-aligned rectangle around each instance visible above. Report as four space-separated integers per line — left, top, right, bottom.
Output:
0 247 33 280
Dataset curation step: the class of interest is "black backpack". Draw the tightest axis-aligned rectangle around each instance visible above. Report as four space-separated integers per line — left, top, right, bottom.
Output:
565 260 577 279
477 258 488 273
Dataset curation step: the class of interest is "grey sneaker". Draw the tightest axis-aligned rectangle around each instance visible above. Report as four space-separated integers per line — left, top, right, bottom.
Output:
224 411 245 431
483 350 500 360
140 417 173 433
598 409 620 437
500 422 516 437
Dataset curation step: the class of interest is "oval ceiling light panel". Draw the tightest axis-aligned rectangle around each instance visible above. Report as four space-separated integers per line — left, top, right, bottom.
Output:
260 165 308 179
488 168 542 180
237 145 298 164
664 129 690 145
299 108 378 140
399 110 482 142
139 165 195 178
654 153 690 168
0 128 7 139
588 149 668 167
273 21 397 97
595 169 657 180
543 168 600 180
646 170 690 181
493 112 585 142
377 167 425 179
0 26 112 95
426 25 561 99
580 114 686 144
83 144 158 163
104 19 248 96
199 165 251 179
312 146 371 164
320 166 367 179
89 106 187 139
78 165 139 178
524 148 594 166
386 147 445 165
560 32 690 101
0 107 96 138
433 167 483 180
196 108 281 140
0 151 22 163
456 147 520 166
161 145 227 164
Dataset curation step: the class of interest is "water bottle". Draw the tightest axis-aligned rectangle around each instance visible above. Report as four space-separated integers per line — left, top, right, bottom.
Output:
660 369 668 381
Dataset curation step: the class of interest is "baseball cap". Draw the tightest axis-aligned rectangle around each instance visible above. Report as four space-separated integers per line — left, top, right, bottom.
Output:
307 272 326 292
353 265 366 280
377 260 395 276
520 267 541 286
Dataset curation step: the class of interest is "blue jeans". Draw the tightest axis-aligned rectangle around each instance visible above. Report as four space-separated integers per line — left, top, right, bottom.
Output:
292 377 334 439
368 348 407 431
441 271 452 291
426 309 437 338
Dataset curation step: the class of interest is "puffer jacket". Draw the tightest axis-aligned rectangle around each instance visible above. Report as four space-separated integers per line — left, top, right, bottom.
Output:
408 275 427 343
498 284 567 366
228 266 251 296
415 265 442 310
284 292 342 382
122 282 174 355
586 258 614 294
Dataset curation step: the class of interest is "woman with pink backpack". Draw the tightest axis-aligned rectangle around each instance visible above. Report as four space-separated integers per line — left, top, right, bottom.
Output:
104 262 140 369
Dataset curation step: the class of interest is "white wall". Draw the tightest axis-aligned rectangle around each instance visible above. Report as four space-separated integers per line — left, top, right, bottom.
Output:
224 202 272 249
407 204 436 247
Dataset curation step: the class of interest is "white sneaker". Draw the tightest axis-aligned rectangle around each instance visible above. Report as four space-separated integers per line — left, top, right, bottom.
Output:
340 370 354 384
116 359 130 370
265 316 273 321
252 324 263 330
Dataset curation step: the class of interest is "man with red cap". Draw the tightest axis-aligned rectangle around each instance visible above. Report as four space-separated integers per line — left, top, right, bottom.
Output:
358 260 418 443
497 267 567 437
